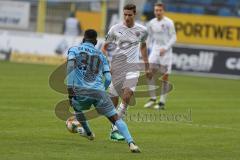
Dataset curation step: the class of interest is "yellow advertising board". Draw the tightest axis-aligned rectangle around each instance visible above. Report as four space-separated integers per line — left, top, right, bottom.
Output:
76 11 102 34
10 52 66 65
166 12 240 47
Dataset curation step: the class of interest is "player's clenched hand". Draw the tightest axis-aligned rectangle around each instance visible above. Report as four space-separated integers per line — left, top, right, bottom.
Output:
160 48 166 56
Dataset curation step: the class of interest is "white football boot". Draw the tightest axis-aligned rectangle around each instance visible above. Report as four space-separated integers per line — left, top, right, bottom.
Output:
77 127 95 141
129 142 141 153
144 99 156 108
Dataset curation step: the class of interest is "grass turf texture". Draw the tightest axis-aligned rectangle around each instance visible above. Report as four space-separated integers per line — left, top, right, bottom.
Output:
0 61 239 160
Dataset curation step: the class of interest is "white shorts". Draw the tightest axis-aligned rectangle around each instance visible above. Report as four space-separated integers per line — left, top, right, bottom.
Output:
108 71 140 97
149 48 172 74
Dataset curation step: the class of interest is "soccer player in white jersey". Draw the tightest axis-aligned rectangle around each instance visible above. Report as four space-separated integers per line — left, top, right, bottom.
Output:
144 2 177 109
103 4 151 141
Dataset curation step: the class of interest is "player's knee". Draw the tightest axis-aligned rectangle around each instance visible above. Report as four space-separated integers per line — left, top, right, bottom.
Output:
162 74 169 81
123 96 130 104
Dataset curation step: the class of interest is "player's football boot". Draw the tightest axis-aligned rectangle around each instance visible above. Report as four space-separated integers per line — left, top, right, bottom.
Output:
77 127 95 141
110 130 125 141
144 98 156 108
129 142 141 153
154 102 165 110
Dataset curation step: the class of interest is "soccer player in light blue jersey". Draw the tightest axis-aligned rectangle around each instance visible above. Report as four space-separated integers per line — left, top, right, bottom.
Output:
66 29 140 153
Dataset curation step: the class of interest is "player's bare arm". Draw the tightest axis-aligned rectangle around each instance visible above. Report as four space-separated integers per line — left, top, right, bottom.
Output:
101 43 108 56
140 42 152 79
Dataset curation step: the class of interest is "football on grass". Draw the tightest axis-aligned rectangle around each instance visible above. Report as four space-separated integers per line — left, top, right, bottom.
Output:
66 116 82 133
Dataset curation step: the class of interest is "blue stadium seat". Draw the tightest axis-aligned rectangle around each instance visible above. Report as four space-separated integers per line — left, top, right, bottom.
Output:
185 0 197 4
166 5 178 13
226 0 238 6
199 0 212 5
178 5 192 13
143 2 153 13
191 6 205 14
218 8 233 16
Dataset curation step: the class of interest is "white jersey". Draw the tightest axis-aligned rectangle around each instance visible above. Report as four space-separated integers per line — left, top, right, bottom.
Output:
147 16 176 55
64 17 79 36
106 22 148 66
147 16 177 74
106 22 147 95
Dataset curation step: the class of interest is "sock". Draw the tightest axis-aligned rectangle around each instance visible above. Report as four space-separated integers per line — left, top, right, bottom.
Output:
147 78 157 99
111 124 118 132
117 103 127 119
75 112 92 136
160 94 167 104
79 121 92 136
160 81 168 103
111 103 128 133
111 104 120 132
115 119 133 144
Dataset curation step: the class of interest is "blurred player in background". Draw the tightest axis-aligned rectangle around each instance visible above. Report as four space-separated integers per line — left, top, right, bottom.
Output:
103 4 151 141
144 2 176 109
56 12 82 55
67 29 140 153
63 12 82 36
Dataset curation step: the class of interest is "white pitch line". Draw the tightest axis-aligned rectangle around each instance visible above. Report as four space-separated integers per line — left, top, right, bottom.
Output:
160 121 240 132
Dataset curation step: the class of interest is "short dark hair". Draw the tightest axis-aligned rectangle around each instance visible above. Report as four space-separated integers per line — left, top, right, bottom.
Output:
123 4 136 14
83 29 97 45
154 2 165 9
84 29 97 40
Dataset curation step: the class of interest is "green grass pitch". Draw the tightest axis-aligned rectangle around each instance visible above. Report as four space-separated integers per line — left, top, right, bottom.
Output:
0 61 239 160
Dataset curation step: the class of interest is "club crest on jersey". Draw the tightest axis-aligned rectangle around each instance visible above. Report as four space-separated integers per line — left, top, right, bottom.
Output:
135 31 140 37
161 24 169 31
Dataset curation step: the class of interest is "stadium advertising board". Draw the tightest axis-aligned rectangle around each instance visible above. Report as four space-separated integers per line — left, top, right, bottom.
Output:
0 1 30 29
166 13 240 48
1 29 239 78
0 48 11 61
172 45 240 77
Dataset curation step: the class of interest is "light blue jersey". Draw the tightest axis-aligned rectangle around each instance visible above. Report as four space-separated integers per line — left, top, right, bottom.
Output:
67 42 110 91
66 41 134 146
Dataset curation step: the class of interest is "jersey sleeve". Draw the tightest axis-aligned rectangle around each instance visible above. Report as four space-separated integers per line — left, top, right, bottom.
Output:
101 53 110 74
164 20 177 51
140 28 148 43
169 20 177 37
67 46 78 60
105 27 116 43
146 22 153 47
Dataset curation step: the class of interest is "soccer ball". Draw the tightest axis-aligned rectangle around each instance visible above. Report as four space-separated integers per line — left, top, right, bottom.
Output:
66 116 82 133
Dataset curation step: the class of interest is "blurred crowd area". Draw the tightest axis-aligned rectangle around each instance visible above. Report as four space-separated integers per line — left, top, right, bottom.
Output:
1 0 240 34
165 0 240 16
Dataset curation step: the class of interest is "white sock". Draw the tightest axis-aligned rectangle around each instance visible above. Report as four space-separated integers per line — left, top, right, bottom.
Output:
160 94 167 103
117 103 128 119
111 124 118 132
160 81 169 103
147 78 157 100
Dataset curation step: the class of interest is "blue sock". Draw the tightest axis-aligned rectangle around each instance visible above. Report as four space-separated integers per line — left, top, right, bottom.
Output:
115 119 133 144
76 112 92 136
